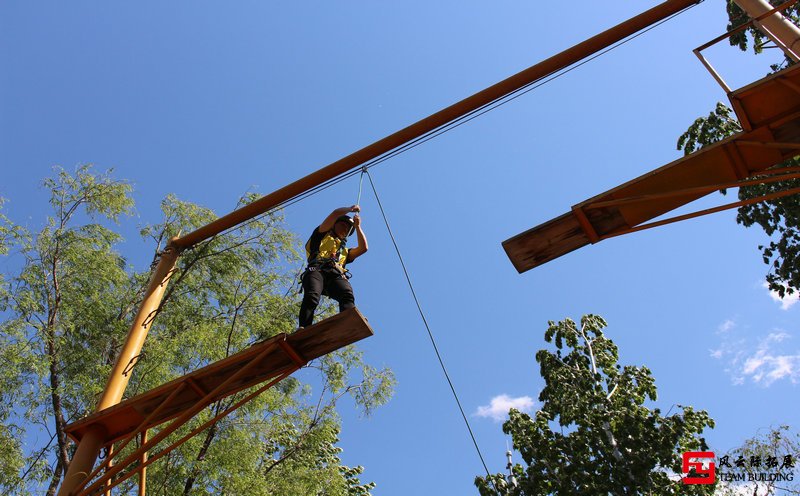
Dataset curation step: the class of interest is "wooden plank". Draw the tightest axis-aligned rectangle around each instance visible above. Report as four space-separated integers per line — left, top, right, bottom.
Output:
503 65 800 273
65 308 373 445
503 209 627 273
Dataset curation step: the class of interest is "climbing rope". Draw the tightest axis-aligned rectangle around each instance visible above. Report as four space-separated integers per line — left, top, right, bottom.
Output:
356 166 367 206
363 169 496 487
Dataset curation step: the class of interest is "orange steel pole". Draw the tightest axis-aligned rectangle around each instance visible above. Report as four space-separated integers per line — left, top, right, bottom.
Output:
139 431 148 496
733 0 800 61
58 243 181 496
103 445 113 496
172 0 703 250
60 424 107 496
97 242 180 410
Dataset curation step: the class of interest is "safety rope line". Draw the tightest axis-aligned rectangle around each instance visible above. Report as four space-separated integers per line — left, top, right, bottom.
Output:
363 169 496 487
356 166 366 206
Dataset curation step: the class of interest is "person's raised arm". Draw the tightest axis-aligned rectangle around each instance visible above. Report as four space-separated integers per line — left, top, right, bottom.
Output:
318 205 360 233
347 214 368 261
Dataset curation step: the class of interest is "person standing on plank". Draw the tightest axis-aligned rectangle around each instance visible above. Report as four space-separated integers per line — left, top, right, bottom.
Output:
298 205 368 328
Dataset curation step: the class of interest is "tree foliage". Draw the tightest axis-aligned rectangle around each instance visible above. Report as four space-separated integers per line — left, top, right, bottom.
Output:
676 5 800 297
0 165 394 495
715 425 800 495
677 107 800 298
724 0 800 69
475 315 715 496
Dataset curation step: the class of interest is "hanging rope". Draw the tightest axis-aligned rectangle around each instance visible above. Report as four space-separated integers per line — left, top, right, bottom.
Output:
363 169 496 487
356 166 367 206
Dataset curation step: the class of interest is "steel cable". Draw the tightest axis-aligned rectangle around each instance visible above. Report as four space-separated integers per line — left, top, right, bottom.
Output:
363 169 497 489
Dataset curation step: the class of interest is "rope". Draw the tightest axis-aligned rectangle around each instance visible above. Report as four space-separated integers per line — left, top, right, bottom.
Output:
363 169 496 487
356 166 366 206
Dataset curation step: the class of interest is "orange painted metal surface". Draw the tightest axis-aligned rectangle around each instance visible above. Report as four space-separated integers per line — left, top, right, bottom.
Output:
65 308 372 446
64 308 371 495
503 62 800 273
695 0 800 93
81 371 294 496
138 431 147 496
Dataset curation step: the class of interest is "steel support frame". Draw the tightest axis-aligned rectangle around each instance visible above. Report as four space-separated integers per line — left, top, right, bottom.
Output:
582 167 800 240
59 245 181 496
693 0 800 94
73 337 306 496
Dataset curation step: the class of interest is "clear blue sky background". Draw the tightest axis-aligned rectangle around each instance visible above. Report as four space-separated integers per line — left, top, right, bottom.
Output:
2 1 798 494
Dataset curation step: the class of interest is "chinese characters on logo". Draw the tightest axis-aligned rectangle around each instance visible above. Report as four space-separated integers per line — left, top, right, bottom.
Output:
682 451 796 485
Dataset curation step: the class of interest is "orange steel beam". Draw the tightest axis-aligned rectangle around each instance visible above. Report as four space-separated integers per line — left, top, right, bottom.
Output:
172 0 703 250
739 140 800 150
571 206 601 244
585 169 800 210
503 56 800 272
59 245 180 496
603 184 800 239
97 244 180 411
570 171 800 244
74 329 330 496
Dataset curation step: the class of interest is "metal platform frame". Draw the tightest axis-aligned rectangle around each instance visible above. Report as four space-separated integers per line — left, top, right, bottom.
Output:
503 0 800 273
63 308 372 496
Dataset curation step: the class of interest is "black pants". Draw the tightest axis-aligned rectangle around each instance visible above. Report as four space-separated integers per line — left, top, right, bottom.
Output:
298 268 355 327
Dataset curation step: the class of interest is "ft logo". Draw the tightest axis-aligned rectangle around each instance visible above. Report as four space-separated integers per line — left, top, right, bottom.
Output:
682 451 716 484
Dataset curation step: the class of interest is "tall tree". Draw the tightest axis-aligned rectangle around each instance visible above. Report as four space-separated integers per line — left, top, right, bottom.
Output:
0 166 394 495
677 1 800 297
0 199 29 489
475 315 715 496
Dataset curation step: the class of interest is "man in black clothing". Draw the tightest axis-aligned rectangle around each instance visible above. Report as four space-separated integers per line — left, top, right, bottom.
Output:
298 205 368 328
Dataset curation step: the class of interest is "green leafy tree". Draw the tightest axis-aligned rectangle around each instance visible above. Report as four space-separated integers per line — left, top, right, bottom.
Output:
0 199 28 489
475 315 715 495
0 166 394 495
724 0 799 68
677 2 800 297
715 425 800 495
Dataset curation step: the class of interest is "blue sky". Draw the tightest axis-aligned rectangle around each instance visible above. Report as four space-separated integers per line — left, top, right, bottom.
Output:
2 1 799 494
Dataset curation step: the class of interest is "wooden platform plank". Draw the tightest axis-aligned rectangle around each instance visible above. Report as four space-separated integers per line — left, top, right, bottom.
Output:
65 308 373 445
503 65 800 273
